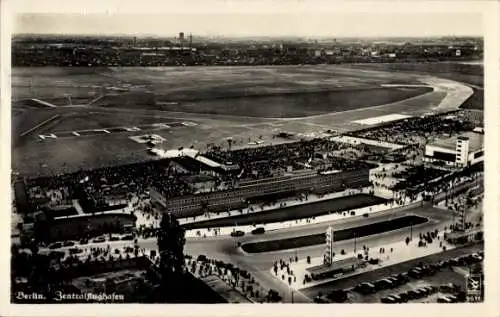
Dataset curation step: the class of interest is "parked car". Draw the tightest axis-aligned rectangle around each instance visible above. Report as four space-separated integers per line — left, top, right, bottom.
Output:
313 295 330 303
354 282 376 294
231 230 245 237
48 242 62 249
397 272 410 283
407 290 423 300
388 276 400 286
69 247 83 255
439 283 461 294
79 238 89 245
470 253 483 262
48 250 65 259
374 279 393 290
446 295 458 303
408 268 422 279
327 289 348 303
109 236 120 241
62 241 75 247
121 234 134 241
398 292 410 302
437 295 453 303
417 287 430 296
380 296 397 303
251 227 265 235
92 236 106 243
391 294 403 303
197 254 208 262
448 258 460 266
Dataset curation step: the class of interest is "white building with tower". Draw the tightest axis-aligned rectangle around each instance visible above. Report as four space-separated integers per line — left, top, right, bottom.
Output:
423 131 484 167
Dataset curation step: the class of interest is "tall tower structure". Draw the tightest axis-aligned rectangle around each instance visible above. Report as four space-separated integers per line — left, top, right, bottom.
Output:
455 136 469 167
323 226 335 265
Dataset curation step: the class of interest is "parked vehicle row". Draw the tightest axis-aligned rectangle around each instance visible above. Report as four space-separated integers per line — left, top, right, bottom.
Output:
354 272 410 295
47 233 138 249
381 286 438 303
354 251 483 296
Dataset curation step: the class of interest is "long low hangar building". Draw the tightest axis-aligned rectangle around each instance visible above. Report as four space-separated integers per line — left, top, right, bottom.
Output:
156 167 373 217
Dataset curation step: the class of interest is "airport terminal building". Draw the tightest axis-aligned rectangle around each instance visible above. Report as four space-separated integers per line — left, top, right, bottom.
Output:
424 131 484 168
158 168 373 216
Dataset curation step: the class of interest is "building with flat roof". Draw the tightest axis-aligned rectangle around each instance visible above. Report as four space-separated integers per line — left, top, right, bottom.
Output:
160 168 371 217
424 131 484 167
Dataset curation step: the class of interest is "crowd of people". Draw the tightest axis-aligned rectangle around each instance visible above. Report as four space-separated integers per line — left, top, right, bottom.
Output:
24 159 196 212
188 255 282 303
205 139 374 180
350 112 475 146
390 166 448 191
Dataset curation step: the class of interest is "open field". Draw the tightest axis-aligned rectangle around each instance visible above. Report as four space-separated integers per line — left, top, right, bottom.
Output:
240 215 428 253
345 62 483 87
344 62 484 111
156 87 432 118
183 194 387 230
12 66 420 101
11 64 470 177
45 112 182 133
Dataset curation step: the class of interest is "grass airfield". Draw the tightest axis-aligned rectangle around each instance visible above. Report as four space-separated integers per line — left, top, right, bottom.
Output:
11 65 465 177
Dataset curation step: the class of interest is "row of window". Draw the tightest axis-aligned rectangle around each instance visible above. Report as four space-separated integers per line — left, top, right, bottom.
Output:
166 171 368 208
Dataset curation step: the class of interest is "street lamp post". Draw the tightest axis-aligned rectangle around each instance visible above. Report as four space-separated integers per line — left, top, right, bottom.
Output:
410 222 413 241
354 232 357 253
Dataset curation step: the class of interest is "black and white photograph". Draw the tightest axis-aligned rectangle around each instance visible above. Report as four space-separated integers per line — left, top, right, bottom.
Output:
2 0 499 315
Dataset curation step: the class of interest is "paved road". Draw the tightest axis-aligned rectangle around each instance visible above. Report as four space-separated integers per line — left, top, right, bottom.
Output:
156 204 455 302
45 202 455 303
41 201 457 303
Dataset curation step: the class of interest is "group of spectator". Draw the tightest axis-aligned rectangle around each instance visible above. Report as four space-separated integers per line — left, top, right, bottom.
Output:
350 112 475 146
24 159 197 213
391 166 448 191
188 255 282 303
205 139 374 181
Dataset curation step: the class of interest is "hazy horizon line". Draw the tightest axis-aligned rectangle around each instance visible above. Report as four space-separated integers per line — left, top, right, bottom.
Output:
13 33 483 39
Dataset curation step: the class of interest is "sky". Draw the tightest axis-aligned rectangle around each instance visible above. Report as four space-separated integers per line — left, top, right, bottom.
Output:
10 0 484 38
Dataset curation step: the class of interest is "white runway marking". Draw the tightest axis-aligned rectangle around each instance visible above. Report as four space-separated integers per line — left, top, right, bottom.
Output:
38 134 57 140
352 114 412 125
20 114 61 137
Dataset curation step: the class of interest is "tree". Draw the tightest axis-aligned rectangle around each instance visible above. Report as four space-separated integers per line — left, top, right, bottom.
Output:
33 211 51 244
157 213 186 279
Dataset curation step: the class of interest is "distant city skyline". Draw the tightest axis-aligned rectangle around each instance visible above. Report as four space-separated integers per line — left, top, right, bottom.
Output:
14 12 483 38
